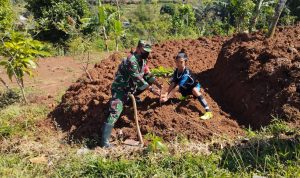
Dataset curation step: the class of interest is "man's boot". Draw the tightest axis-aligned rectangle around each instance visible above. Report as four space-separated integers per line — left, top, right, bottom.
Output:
100 122 114 148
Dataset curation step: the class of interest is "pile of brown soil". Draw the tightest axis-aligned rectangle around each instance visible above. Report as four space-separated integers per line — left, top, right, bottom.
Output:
209 25 300 128
50 37 243 142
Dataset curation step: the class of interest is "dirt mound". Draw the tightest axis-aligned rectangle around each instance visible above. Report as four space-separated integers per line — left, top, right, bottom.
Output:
209 26 300 128
51 26 300 143
50 37 244 142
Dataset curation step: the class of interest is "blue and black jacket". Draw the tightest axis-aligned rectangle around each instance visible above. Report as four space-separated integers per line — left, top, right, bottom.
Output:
171 67 200 93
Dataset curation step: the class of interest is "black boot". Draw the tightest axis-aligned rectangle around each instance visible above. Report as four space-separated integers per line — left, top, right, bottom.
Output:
100 122 114 148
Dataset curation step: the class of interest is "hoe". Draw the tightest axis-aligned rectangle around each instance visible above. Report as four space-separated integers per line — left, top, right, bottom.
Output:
126 94 144 147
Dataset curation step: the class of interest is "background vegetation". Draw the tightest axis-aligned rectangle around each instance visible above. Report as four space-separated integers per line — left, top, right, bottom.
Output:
1 0 299 55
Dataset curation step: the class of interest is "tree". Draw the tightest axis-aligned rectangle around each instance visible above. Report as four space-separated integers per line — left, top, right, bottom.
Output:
249 0 264 32
98 5 110 51
229 0 255 32
0 32 50 103
267 0 287 38
172 4 196 36
111 20 125 51
286 0 300 21
25 0 90 43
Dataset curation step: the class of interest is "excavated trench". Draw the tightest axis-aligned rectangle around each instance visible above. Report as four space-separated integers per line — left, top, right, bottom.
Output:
50 25 300 143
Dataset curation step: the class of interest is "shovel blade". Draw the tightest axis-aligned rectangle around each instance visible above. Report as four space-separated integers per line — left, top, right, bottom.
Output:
124 139 140 146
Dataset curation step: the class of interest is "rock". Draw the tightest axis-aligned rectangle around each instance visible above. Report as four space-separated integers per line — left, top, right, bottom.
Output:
93 99 100 105
76 147 89 155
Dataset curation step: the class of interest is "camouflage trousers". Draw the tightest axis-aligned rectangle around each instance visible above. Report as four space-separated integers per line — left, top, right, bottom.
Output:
106 74 155 125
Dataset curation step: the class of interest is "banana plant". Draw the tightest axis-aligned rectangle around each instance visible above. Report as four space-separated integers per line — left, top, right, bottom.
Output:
111 19 125 51
0 32 50 103
98 5 111 52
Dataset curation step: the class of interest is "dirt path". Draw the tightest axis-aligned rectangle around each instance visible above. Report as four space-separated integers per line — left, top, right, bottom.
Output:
0 56 82 94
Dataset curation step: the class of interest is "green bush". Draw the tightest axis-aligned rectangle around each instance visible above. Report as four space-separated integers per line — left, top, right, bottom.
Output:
25 0 90 43
287 0 300 21
160 4 176 16
0 0 14 32
228 0 255 32
67 36 92 55
171 4 197 36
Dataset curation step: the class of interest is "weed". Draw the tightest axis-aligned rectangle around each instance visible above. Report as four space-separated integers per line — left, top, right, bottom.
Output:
145 133 168 153
263 116 292 137
244 126 256 138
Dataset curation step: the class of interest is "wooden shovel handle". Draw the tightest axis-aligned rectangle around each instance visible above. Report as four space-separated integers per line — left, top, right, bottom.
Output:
128 94 144 147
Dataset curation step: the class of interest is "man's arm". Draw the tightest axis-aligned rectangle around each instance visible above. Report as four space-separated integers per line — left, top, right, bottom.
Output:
128 60 149 90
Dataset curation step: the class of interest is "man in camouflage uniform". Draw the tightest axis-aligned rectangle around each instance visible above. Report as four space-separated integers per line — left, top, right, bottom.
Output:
101 40 161 148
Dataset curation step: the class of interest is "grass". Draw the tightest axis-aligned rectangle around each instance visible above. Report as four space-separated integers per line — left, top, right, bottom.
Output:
0 103 49 139
221 136 300 177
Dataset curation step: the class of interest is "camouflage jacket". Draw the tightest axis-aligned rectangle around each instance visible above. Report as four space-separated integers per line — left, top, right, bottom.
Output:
111 53 149 92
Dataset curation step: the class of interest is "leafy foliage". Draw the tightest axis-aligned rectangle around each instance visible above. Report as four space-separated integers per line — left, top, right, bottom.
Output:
25 0 90 43
0 32 50 81
0 31 50 102
286 0 300 21
0 0 14 32
263 117 292 137
160 4 176 16
229 0 255 32
172 4 197 36
151 66 173 77
145 133 168 153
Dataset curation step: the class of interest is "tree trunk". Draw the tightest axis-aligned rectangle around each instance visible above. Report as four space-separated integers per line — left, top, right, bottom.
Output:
8 63 28 104
116 0 121 21
249 0 264 33
0 77 10 90
267 0 287 38
102 26 109 52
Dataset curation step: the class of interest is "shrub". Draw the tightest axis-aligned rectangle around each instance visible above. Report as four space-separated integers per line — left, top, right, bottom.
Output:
25 0 90 43
0 0 14 32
